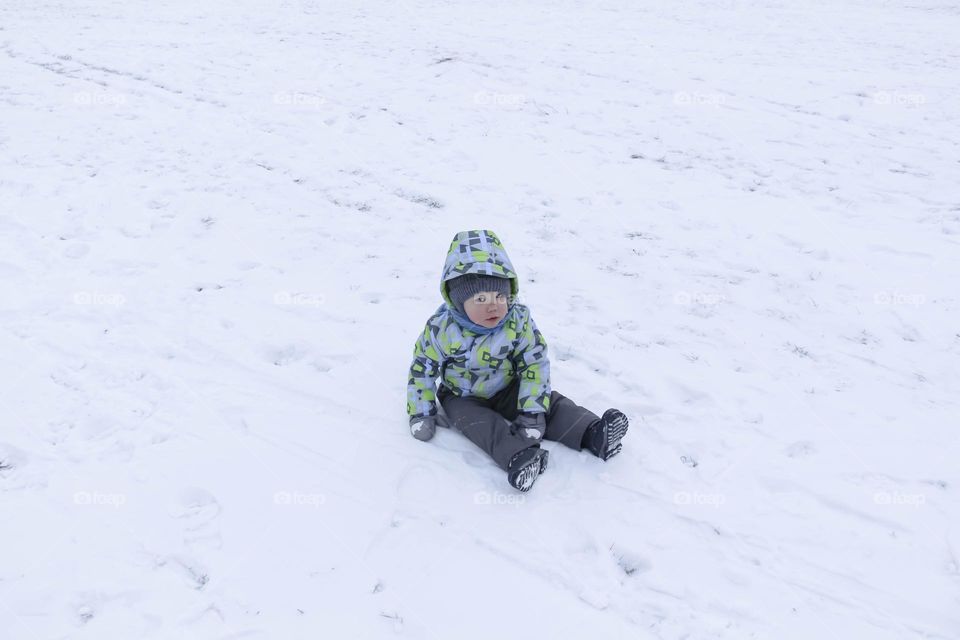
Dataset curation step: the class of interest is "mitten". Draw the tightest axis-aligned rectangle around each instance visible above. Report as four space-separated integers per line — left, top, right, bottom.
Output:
511 412 546 443
409 414 450 442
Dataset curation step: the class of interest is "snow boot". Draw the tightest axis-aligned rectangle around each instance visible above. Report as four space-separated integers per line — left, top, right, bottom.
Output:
584 409 629 461
507 446 549 492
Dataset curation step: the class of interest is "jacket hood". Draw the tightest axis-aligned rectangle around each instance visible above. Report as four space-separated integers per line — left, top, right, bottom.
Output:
440 230 519 308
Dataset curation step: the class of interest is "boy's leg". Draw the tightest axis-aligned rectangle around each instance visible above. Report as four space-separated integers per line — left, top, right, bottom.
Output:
440 390 533 471
491 379 599 451
542 391 599 450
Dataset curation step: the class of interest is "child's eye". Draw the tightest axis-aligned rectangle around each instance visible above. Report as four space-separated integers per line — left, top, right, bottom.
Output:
496 294 507 302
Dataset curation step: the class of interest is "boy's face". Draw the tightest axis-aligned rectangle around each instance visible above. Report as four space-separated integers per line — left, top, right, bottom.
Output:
463 290 509 328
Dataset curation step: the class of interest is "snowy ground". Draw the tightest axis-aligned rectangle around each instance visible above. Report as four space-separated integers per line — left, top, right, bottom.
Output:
2 0 959 637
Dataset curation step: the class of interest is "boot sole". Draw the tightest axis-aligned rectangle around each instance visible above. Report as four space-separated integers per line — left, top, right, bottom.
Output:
510 449 549 492
599 410 629 461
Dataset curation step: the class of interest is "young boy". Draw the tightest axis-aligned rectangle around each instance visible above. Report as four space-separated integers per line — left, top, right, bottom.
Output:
406 229 629 492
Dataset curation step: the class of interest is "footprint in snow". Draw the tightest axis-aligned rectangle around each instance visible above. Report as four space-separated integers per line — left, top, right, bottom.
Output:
155 553 211 590
0 442 26 473
610 543 652 577
784 441 817 458
266 344 309 366
169 487 222 551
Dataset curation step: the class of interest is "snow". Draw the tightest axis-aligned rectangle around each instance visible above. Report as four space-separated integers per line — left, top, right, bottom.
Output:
1 0 959 637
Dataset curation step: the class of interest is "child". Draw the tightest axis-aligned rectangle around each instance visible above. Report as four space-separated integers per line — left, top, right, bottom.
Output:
406 229 629 492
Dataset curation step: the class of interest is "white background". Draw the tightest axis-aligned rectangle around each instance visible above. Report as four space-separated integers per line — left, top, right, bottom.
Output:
1 0 958 637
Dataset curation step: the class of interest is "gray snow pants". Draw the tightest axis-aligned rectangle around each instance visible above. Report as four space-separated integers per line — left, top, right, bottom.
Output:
438 377 600 470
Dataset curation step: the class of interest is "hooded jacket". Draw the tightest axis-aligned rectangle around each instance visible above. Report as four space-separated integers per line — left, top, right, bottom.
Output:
406 230 551 419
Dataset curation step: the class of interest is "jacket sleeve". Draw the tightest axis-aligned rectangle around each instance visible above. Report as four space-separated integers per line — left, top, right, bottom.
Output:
512 309 551 414
406 321 445 419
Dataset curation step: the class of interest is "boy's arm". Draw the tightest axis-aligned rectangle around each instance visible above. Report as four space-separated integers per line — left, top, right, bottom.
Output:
512 308 552 414
407 322 444 419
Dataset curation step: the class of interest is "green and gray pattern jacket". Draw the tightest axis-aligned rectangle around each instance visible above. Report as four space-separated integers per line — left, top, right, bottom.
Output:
406 230 551 419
